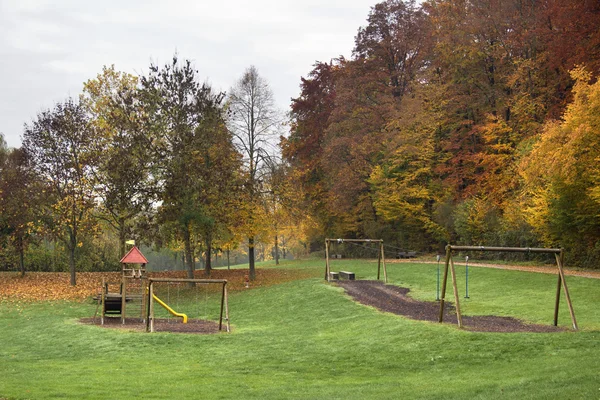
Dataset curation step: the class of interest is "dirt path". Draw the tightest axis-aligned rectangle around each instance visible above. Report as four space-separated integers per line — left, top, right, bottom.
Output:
337 280 565 333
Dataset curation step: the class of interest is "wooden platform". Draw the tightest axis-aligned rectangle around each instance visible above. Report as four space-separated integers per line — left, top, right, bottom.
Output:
95 293 140 315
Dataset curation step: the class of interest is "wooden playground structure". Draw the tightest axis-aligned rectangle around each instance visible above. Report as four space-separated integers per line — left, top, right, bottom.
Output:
438 245 578 330
100 246 148 325
98 246 230 333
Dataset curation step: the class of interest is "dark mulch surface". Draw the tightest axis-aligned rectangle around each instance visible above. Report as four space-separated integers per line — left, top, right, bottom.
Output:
79 317 225 334
337 280 565 333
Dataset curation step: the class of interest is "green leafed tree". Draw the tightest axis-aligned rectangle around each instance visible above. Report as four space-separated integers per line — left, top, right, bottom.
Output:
140 55 239 278
22 99 98 285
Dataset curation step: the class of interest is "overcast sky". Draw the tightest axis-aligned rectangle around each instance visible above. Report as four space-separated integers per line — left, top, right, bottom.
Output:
0 0 377 148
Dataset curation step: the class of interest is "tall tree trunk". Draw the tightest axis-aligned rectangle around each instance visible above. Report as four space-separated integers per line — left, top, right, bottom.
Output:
248 236 256 280
119 218 126 258
204 234 212 276
274 234 279 265
183 224 195 280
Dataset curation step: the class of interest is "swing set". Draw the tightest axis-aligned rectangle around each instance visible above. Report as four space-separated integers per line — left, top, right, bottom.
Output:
439 245 578 330
145 278 230 333
324 238 388 283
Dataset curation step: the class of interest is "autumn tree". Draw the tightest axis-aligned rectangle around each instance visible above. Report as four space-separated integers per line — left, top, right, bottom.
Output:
283 62 336 246
520 67 600 266
0 144 45 276
227 65 280 280
354 0 428 100
22 99 97 285
82 65 155 258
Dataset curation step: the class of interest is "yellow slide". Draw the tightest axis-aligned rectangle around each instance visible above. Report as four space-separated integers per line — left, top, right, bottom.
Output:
152 294 188 323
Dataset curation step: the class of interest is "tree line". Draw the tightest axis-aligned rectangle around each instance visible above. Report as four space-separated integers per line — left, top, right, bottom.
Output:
282 0 600 267
2 0 600 279
0 57 303 285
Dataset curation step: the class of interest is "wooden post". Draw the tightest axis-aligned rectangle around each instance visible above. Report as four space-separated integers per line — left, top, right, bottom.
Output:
145 280 152 332
449 257 463 328
377 246 381 281
149 281 155 333
224 284 230 333
121 275 126 324
219 281 226 331
553 269 562 327
325 239 331 281
141 277 147 323
101 278 106 325
438 245 451 323
555 251 578 330
381 242 388 283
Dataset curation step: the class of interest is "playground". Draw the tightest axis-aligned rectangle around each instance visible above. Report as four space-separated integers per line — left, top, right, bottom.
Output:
2 256 600 399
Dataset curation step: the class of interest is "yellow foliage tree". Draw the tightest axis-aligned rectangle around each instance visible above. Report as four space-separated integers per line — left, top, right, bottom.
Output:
520 66 600 258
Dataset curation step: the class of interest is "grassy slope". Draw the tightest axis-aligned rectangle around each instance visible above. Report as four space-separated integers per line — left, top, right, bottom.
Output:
1 259 600 399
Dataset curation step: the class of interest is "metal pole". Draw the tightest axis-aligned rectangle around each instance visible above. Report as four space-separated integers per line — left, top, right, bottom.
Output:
436 255 440 301
465 255 470 299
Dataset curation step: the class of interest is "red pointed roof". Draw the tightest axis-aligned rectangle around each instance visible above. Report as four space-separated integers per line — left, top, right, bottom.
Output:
120 246 148 264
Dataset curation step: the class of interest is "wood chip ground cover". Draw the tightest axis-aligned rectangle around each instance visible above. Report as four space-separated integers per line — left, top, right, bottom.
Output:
337 280 565 333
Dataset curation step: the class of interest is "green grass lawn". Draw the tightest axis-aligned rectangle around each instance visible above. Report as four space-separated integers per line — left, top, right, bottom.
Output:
1 259 600 399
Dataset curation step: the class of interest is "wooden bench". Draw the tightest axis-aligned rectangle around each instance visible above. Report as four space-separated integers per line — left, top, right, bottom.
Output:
397 251 417 259
329 271 340 280
339 271 355 280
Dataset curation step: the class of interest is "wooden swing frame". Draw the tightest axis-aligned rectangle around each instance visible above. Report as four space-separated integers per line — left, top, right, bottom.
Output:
145 278 230 333
438 245 578 330
324 238 388 283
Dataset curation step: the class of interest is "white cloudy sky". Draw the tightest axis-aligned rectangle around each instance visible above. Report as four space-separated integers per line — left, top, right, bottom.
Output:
0 0 377 148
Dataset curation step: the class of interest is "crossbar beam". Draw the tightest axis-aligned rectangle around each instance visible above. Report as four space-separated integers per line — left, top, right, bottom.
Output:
325 238 384 243
448 245 561 254
147 278 227 284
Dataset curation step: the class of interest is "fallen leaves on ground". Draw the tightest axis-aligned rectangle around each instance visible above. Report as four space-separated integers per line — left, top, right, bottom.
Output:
0 268 318 302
